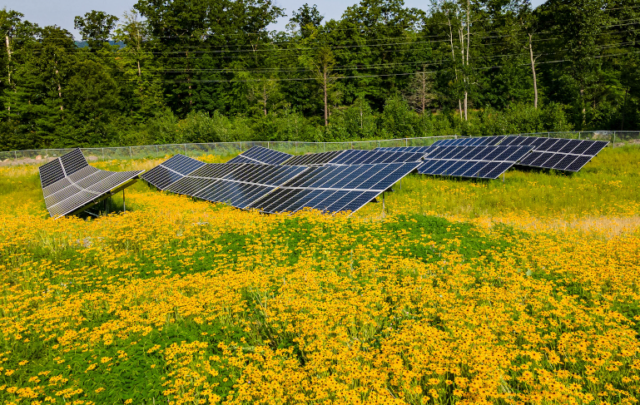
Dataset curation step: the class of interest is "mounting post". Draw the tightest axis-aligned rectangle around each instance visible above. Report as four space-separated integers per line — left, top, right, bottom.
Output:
123 189 126 213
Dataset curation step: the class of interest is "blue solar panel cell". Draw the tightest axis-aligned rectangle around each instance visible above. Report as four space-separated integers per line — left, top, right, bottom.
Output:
566 156 592 172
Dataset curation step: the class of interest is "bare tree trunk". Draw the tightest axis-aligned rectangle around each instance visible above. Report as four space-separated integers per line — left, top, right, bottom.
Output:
446 15 462 121
528 34 538 110
323 69 328 126
464 93 468 121
263 84 268 116
137 60 142 77
580 88 585 126
6 35 11 114
55 59 63 111
421 71 426 115
621 87 628 130
463 0 470 121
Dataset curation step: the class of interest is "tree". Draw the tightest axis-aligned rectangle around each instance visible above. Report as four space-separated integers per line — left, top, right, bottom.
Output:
74 11 119 51
290 3 324 37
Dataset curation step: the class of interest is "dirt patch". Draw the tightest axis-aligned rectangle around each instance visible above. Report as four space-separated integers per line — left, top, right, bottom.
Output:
0 155 99 167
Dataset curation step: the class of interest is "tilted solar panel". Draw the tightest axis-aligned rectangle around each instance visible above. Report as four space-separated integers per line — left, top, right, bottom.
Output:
226 146 292 165
248 162 419 215
500 136 609 172
374 146 435 154
39 148 143 218
432 136 504 147
141 154 206 190
327 150 425 165
281 150 343 166
164 163 309 209
417 145 532 179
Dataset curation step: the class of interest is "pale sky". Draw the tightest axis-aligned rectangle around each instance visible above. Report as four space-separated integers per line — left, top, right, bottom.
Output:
1 0 547 40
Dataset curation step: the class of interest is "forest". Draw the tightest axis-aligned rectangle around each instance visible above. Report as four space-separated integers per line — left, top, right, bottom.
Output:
0 0 638 150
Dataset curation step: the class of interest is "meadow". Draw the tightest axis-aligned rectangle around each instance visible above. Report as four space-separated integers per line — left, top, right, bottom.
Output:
1 146 639 404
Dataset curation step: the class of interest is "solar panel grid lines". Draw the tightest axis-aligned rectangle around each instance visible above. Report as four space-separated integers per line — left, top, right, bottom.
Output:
226 146 293 165
417 145 533 179
248 162 420 215
39 149 143 218
162 162 311 210
282 150 344 166
505 136 609 172
374 146 435 154
325 149 425 166
141 154 206 190
39 158 67 189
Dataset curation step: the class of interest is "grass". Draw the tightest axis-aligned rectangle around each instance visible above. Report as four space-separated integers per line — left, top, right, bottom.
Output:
0 147 639 404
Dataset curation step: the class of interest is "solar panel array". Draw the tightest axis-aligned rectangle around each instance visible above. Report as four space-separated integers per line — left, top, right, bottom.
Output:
417 145 533 179
280 149 425 167
498 136 609 172
375 146 435 154
432 136 504 147
327 150 425 165
39 149 143 218
164 163 308 209
282 150 343 166
131 136 610 217
141 154 205 190
248 163 420 214
226 146 292 165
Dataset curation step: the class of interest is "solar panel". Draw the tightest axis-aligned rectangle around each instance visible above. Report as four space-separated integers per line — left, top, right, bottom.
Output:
163 163 309 209
281 150 343 166
248 162 419 214
374 146 436 154
327 150 425 165
502 136 609 172
417 145 532 179
431 136 504 147
226 146 292 165
141 154 206 190
39 148 143 218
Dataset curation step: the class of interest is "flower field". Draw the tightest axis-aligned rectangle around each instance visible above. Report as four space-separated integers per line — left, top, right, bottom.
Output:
1 147 639 405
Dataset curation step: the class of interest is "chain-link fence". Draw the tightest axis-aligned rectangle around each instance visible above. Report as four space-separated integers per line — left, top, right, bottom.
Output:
1 131 638 164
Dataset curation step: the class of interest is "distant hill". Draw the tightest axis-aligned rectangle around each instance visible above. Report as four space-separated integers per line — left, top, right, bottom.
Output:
75 40 125 48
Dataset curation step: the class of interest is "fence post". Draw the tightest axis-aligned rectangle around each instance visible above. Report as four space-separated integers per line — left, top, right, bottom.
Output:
184 144 187 156
612 131 616 147
14 150 17 159
102 148 105 160
129 146 133 158
268 141 270 149
405 138 408 147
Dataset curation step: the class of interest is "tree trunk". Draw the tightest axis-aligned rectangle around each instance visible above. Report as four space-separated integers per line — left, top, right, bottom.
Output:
528 34 538 110
55 59 63 111
137 59 142 77
421 71 426 115
323 69 328 126
621 88 628 130
6 35 11 114
447 15 462 121
464 92 468 121
580 88 585 127
263 84 268 116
